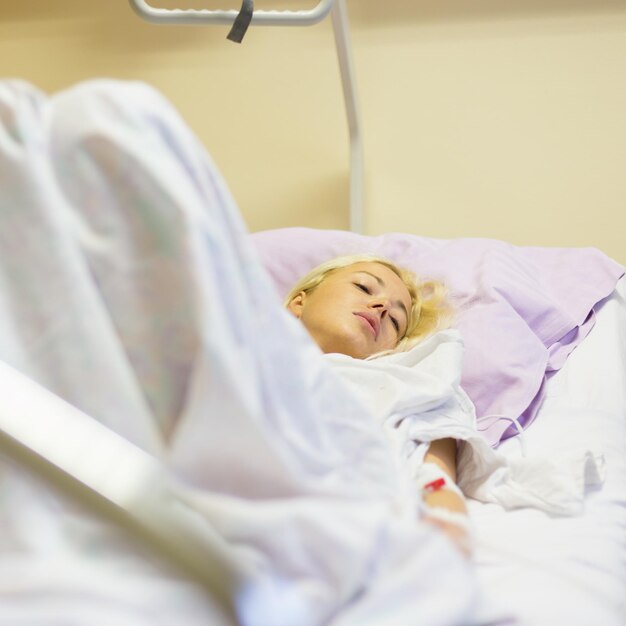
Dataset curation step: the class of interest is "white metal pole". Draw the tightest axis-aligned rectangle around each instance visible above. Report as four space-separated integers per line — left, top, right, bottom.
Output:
330 0 364 233
128 0 363 233
0 360 246 623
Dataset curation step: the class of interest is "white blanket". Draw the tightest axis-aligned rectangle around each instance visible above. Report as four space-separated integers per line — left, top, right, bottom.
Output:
0 78 606 626
0 78 475 626
327 331 606 517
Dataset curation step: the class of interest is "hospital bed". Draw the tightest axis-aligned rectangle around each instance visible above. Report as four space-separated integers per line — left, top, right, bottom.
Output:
0 77 623 624
251 227 626 625
0 3 625 623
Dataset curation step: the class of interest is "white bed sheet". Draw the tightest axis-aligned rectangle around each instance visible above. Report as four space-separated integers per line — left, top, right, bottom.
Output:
470 276 626 626
3 277 621 626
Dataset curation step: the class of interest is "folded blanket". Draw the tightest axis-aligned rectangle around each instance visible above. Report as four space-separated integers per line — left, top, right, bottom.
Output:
326 330 606 516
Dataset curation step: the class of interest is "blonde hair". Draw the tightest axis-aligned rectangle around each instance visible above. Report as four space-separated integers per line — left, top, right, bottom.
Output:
284 254 453 356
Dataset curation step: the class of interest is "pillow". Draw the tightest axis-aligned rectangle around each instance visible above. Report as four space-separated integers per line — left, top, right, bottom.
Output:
250 228 625 447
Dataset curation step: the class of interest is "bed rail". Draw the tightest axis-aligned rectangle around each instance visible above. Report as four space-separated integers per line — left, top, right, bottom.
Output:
128 0 364 233
128 0 333 26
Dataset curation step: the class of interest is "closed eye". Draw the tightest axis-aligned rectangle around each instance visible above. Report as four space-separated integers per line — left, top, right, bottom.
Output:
390 316 400 332
355 283 371 294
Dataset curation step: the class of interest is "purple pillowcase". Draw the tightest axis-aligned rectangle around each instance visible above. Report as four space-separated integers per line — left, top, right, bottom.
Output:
250 228 625 447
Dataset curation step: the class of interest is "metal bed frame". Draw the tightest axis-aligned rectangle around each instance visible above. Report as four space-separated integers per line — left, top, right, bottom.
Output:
128 0 364 232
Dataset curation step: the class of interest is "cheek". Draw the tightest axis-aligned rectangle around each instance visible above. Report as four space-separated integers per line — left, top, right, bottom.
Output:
306 290 353 321
300 300 345 338
380 326 400 350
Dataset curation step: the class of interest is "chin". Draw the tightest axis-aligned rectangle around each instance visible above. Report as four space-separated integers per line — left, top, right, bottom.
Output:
318 326 372 359
322 340 366 360
339 340 372 360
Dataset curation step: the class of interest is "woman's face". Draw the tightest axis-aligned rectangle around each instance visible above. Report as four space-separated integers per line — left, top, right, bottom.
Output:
287 262 412 359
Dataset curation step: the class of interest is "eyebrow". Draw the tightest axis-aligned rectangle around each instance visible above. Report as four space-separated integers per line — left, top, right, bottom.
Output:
354 271 409 324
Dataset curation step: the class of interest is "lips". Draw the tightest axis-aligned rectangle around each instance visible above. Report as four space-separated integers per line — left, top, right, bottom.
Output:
354 312 379 339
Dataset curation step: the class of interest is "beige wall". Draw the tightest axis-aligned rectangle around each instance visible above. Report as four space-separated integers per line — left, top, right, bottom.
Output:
1 0 625 264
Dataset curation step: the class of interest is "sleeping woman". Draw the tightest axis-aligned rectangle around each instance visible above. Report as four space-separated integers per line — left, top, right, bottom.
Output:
283 255 472 556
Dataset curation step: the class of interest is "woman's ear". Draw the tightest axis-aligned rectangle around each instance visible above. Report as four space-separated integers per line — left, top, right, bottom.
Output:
287 291 306 318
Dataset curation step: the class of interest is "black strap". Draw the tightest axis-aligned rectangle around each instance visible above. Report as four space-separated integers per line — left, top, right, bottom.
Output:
227 0 254 43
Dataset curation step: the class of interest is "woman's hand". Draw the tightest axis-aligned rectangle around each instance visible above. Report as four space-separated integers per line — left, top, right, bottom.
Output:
423 509 473 559
423 488 467 514
420 439 473 558
422 477 472 558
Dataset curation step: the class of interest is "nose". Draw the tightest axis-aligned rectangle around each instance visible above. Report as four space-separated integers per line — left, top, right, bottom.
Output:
369 298 390 316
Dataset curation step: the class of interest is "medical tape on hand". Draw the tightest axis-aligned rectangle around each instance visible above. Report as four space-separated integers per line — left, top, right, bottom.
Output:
422 506 473 533
416 463 474 550
415 461 465 501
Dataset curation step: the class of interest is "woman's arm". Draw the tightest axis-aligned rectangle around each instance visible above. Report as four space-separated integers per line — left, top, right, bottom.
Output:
422 438 467 514
422 438 471 558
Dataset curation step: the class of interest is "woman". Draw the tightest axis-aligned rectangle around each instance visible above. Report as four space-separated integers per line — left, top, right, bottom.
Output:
285 255 471 555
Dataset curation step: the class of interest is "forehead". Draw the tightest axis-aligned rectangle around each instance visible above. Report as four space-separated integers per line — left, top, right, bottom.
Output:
335 262 411 298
